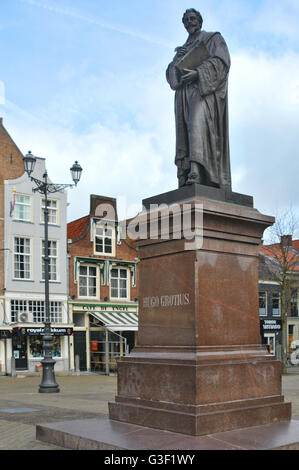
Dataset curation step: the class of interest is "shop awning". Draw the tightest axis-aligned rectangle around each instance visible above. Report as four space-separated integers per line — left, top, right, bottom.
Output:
90 311 138 332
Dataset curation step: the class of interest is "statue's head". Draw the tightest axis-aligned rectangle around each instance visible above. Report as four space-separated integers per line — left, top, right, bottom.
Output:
182 9 203 34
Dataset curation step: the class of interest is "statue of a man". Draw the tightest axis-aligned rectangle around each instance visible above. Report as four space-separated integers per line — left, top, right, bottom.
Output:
166 9 232 189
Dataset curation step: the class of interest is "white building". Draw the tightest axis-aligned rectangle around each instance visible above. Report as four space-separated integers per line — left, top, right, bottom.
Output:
1 157 71 373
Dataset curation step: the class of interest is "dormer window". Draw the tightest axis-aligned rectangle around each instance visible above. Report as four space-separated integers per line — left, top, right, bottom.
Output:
94 223 115 256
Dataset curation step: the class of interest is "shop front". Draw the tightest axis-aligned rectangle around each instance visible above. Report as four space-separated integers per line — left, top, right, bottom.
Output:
70 302 138 374
6 326 73 372
0 329 13 374
260 318 282 356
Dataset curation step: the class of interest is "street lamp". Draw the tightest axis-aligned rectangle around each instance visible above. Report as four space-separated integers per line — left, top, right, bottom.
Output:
23 151 83 393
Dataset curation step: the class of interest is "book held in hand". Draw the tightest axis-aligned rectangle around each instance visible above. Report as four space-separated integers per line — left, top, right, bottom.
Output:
176 42 210 75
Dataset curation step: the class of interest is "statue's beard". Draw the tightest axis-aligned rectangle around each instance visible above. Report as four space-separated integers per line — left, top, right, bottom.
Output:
186 25 201 35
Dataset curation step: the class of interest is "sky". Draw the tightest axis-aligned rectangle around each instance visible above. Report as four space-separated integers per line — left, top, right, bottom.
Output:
0 0 299 238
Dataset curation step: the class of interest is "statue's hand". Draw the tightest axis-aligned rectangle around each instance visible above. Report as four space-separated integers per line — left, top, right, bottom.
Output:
181 69 198 84
175 46 188 58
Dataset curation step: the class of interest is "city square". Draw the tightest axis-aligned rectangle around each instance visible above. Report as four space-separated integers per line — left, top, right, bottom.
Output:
0 370 299 451
1 0 299 454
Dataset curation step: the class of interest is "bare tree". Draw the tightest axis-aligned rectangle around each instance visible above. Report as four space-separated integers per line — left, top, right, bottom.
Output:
262 208 299 373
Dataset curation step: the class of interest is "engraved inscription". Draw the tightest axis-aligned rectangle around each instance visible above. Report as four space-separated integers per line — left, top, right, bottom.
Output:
143 293 190 308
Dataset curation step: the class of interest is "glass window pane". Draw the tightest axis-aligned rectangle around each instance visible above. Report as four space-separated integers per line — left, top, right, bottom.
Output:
79 285 87 297
111 288 118 298
89 267 97 277
259 292 266 316
80 277 87 287
80 266 87 276
96 239 103 252
120 289 127 298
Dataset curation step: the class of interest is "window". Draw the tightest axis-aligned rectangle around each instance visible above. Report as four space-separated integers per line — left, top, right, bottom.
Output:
95 224 114 255
14 194 31 222
11 300 27 322
111 268 129 300
272 292 281 316
11 300 63 324
41 198 59 225
14 237 31 279
30 336 61 358
73 313 85 327
29 301 45 323
49 302 63 323
42 240 58 281
290 290 298 318
29 301 62 323
78 265 97 298
259 292 267 316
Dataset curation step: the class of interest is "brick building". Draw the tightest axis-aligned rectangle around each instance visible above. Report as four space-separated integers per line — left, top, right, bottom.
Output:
259 238 299 359
67 194 139 374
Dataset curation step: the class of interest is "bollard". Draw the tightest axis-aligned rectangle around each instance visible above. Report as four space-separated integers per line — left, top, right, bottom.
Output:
75 355 80 375
11 357 17 378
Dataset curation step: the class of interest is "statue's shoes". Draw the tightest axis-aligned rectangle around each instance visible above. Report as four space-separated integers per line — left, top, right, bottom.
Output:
186 173 200 185
178 176 187 187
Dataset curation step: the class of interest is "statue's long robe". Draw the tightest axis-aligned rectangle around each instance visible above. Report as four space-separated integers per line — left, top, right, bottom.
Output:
166 31 231 189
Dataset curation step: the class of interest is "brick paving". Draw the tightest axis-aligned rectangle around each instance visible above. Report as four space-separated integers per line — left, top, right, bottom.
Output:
0 371 299 450
0 373 117 450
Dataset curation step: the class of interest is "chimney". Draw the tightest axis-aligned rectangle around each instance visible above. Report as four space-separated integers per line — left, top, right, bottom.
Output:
89 194 118 221
280 235 292 248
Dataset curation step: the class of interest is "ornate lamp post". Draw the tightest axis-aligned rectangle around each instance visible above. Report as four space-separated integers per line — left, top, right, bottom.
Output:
23 152 83 393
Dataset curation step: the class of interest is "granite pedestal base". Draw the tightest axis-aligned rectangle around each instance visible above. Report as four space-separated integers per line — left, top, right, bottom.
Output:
36 417 299 450
109 188 291 436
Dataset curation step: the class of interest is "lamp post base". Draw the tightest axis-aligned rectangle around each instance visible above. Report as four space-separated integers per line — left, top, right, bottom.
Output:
39 358 60 394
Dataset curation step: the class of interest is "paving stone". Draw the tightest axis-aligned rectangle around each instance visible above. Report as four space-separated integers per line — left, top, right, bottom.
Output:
0 372 298 450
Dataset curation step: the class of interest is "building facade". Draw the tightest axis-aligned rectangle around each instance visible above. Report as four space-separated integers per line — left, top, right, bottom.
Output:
67 194 139 374
0 121 71 373
0 119 25 373
259 240 299 359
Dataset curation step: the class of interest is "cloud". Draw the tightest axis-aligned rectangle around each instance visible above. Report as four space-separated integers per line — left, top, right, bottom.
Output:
252 0 299 42
2 92 171 222
4 46 299 223
2 2 299 224
228 49 299 216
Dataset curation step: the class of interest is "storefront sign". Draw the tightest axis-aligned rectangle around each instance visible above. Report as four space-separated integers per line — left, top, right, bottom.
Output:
82 305 134 312
261 319 282 331
13 327 73 337
0 329 13 339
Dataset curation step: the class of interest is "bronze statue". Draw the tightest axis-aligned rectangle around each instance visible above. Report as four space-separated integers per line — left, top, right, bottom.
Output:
166 9 232 189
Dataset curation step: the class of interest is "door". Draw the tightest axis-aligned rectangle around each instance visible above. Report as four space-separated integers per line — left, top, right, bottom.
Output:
73 331 87 371
12 335 28 370
264 333 275 355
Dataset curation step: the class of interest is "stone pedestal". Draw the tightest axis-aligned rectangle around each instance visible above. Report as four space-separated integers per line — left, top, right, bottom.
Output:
109 186 291 436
